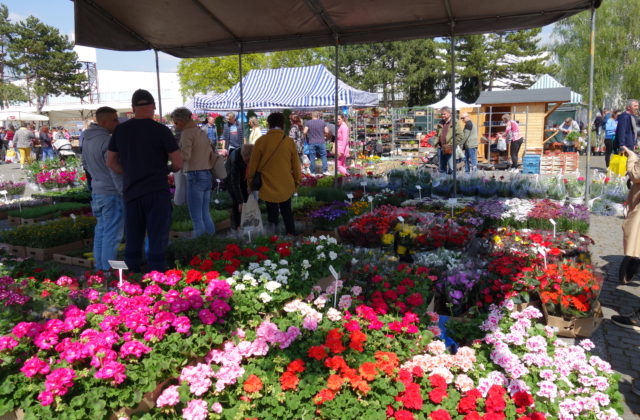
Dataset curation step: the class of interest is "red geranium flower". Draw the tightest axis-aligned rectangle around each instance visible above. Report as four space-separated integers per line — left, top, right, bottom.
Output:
280 371 299 391
243 374 263 393
308 345 328 361
430 409 452 420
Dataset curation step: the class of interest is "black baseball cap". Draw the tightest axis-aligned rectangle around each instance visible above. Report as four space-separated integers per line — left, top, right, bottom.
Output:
131 89 155 107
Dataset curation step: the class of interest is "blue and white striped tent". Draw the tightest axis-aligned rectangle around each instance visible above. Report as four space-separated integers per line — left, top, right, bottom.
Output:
189 65 378 111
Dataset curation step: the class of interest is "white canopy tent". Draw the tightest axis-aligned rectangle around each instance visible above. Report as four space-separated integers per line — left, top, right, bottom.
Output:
428 93 479 110
0 111 49 122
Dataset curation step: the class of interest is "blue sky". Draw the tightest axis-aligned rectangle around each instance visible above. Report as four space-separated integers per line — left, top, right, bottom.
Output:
4 0 554 74
4 0 180 72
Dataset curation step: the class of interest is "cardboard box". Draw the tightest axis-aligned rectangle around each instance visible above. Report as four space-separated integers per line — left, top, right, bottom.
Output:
25 240 84 261
542 300 603 338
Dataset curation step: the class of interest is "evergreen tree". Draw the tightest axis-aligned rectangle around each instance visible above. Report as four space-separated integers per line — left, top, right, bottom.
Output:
0 4 26 108
7 15 88 112
553 0 640 108
455 29 550 103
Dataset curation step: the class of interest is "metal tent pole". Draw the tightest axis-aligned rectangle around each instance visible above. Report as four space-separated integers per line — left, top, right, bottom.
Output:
450 27 457 197
584 5 597 202
154 50 163 122
238 48 245 143
334 40 340 185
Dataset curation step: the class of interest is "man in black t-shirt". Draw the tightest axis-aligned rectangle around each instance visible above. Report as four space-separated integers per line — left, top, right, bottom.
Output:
107 89 183 272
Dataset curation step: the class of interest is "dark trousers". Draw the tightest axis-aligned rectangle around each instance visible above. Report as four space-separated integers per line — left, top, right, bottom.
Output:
124 190 172 273
231 197 242 229
265 198 295 235
510 139 523 168
604 138 614 168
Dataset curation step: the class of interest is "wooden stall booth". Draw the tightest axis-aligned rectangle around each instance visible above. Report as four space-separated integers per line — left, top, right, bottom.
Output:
468 88 571 168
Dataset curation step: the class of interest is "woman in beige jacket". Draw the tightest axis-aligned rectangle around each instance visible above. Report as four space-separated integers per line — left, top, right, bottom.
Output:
171 107 216 237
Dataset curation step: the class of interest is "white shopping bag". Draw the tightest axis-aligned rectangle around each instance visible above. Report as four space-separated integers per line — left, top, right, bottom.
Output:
240 195 263 234
173 169 187 206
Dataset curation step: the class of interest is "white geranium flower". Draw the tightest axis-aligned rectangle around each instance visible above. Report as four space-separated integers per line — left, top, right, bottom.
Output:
265 281 281 292
302 260 311 269
329 251 337 260
327 307 342 322
226 277 236 286
242 273 255 282
316 245 324 251
309 236 318 243
259 292 272 303
317 252 326 260
234 284 246 291
279 259 288 265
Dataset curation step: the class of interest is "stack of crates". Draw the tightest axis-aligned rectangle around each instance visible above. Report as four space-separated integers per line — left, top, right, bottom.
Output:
562 152 580 174
540 154 564 175
522 154 541 174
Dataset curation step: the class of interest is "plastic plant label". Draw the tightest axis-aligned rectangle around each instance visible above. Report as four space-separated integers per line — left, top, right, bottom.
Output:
360 182 367 187
0 190 7 195
549 218 556 226
108 260 128 270
448 198 458 206
70 213 76 221
347 193 354 199
397 216 405 223
214 199 220 204
329 265 339 280
569 204 575 213
415 185 422 190
367 196 374 202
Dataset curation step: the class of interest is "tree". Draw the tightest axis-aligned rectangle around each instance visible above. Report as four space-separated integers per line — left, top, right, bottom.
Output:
6 15 88 112
177 48 333 98
553 0 640 109
0 4 26 108
456 29 551 103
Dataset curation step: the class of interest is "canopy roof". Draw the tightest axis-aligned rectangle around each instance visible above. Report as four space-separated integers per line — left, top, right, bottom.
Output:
0 111 49 122
529 74 583 104
74 0 601 58
189 65 378 111
476 88 572 105
428 92 478 109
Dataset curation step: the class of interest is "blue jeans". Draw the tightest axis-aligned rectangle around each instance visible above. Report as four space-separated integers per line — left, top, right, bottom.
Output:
91 193 124 271
124 191 172 273
464 148 477 173
438 149 451 174
186 170 215 237
308 143 327 173
41 147 55 160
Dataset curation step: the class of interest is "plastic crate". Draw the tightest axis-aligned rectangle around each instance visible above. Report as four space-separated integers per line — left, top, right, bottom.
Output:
522 154 541 174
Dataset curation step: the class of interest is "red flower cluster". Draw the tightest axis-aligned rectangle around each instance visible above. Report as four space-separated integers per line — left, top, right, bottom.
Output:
417 221 474 250
243 374 263 393
280 359 305 391
538 263 602 315
186 242 288 275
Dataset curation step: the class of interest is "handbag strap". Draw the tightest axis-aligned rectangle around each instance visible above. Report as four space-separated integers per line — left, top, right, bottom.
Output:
257 133 287 172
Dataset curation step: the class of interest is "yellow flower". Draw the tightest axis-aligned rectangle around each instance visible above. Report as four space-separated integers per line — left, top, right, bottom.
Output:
514 236 521 242
382 234 394 245
397 245 407 255
493 235 502 244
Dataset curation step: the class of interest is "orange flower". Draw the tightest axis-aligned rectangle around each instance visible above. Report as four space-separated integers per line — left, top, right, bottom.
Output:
349 330 367 352
327 374 344 391
243 374 263 393
324 356 348 372
280 371 300 391
313 388 336 405
359 362 378 381
375 351 399 376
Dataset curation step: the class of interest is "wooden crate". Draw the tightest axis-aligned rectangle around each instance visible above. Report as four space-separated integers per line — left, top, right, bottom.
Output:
7 244 26 258
26 240 84 261
54 253 94 269
7 215 21 226
169 231 192 240
414 111 426 116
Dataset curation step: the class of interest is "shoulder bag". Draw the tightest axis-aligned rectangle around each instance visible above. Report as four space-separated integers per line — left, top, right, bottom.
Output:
251 133 286 191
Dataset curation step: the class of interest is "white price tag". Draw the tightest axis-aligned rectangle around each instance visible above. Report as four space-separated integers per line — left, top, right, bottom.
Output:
70 213 76 222
549 218 556 226
0 190 7 195
397 216 405 223
415 185 422 190
346 193 354 199
448 198 458 206
367 196 373 202
569 204 575 213
108 260 128 270
360 182 367 187
214 199 220 204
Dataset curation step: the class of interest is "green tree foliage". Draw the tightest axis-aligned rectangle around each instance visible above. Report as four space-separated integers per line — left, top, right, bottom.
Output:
6 15 88 112
553 0 640 108
0 5 26 108
456 29 550 103
178 48 333 98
